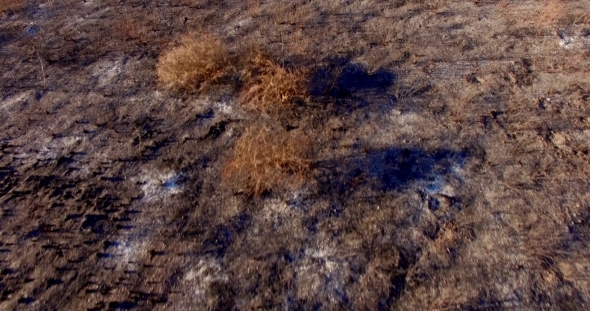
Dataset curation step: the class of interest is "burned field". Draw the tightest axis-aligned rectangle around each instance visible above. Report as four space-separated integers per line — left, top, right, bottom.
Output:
2 0 590 310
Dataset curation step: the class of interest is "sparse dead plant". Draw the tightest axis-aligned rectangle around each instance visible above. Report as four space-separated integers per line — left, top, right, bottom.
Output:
156 33 233 93
239 50 308 113
223 123 310 198
366 16 398 46
22 38 46 86
114 20 148 44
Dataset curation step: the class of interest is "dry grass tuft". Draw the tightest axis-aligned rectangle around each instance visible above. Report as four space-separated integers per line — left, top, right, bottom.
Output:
223 123 310 198
239 50 308 113
156 33 233 93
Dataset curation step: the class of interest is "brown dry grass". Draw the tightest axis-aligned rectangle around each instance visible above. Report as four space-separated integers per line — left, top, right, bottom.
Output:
239 50 308 113
536 0 565 27
113 20 148 44
156 33 233 93
497 0 568 35
0 0 23 13
247 0 262 17
222 123 310 198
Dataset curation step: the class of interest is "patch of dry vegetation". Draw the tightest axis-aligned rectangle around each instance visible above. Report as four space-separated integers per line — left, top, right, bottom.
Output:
536 0 565 27
0 0 23 14
222 123 310 198
156 33 311 197
113 20 148 44
247 0 262 17
156 36 308 112
239 50 308 113
497 0 571 35
156 33 233 93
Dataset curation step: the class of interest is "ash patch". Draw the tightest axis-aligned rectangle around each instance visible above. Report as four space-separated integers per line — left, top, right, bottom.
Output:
294 246 352 307
100 239 149 271
134 171 183 202
168 258 231 311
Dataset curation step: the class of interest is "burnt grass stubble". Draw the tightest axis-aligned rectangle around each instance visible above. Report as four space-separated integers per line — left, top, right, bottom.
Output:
2 1 590 311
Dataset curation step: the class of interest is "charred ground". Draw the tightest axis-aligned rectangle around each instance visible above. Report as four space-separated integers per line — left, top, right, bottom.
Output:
1 0 590 310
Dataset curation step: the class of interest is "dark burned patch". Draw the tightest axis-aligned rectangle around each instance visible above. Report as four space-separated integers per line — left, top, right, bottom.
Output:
509 58 535 87
17 296 35 304
0 23 22 47
134 116 165 136
122 116 177 161
203 212 251 258
200 120 230 141
0 166 17 198
108 300 137 310
81 214 109 233
183 108 215 130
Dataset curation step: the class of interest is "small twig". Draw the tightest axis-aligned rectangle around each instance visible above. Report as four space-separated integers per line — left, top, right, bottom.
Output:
133 124 143 161
34 49 46 87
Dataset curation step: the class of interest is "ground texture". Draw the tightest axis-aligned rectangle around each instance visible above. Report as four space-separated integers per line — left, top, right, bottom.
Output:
2 0 590 310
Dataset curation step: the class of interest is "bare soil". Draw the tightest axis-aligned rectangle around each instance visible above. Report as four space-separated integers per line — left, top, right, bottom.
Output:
1 1 590 310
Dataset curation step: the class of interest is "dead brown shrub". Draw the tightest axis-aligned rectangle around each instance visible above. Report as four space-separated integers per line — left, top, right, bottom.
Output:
222 123 310 198
156 33 233 93
239 50 308 113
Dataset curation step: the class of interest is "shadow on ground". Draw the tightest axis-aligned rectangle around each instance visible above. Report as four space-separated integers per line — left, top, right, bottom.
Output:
316 146 468 199
306 56 397 114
